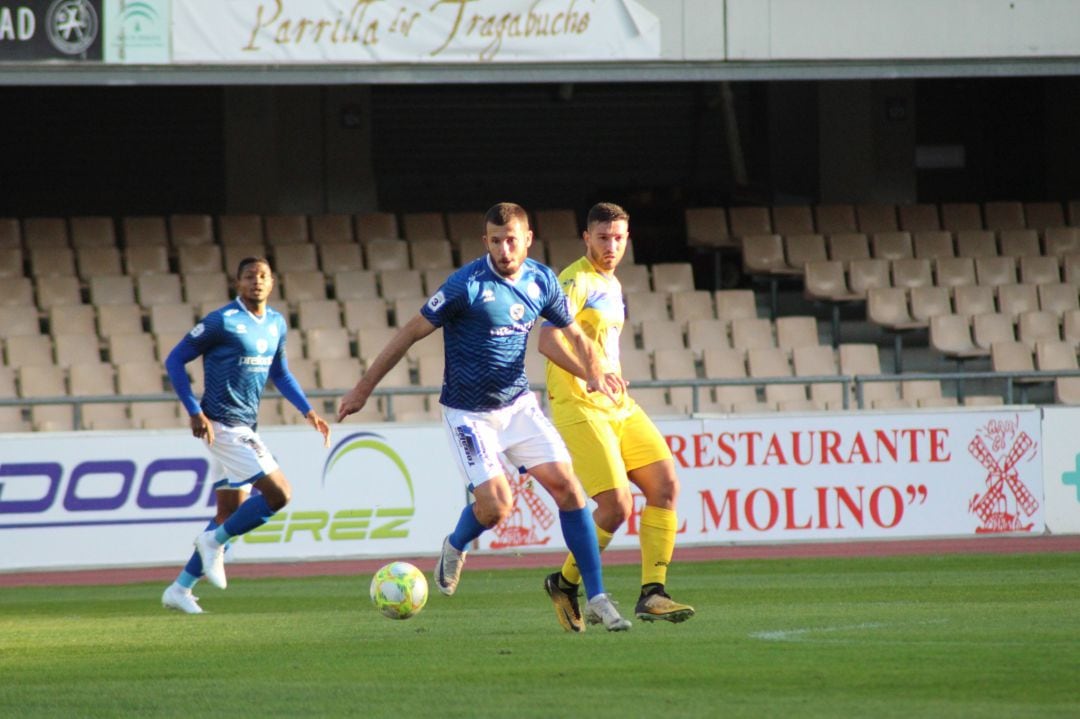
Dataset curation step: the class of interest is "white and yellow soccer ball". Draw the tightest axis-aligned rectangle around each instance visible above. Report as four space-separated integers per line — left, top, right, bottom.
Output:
370 561 428 620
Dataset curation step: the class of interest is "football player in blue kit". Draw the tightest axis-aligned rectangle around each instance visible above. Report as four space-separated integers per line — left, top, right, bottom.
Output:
160 256 331 613
337 202 632 631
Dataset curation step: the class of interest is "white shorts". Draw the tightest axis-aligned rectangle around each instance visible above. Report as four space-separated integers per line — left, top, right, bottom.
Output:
207 422 280 490
442 392 571 490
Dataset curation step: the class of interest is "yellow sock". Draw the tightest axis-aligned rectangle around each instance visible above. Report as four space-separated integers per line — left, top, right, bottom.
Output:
639 505 677 587
560 525 614 586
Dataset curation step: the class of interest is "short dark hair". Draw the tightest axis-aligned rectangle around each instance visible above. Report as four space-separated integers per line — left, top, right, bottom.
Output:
236 256 271 278
587 202 629 227
484 202 530 229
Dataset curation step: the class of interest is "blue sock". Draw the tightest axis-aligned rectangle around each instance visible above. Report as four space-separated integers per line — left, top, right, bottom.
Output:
560 507 605 599
218 494 274 541
178 519 218 587
448 504 487 552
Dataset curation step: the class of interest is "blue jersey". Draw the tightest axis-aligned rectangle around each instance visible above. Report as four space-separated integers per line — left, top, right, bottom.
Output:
168 299 297 427
421 255 573 411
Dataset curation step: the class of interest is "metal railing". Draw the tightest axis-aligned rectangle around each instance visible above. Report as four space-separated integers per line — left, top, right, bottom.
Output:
3 368 1078 428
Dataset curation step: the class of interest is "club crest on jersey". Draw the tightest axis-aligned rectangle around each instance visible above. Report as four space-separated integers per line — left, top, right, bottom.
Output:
509 303 526 321
527 282 541 299
256 338 269 354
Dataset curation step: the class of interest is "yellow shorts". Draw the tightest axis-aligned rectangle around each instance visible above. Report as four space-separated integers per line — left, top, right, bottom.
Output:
558 404 673 497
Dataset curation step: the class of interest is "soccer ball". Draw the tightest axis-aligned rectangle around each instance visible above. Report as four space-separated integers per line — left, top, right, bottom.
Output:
370 561 428 620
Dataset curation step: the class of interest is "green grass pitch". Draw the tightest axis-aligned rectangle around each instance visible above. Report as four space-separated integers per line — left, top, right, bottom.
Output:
0 552 1077 718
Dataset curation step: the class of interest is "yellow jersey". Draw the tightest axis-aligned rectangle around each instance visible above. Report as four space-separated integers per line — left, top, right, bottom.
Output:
545 256 637 424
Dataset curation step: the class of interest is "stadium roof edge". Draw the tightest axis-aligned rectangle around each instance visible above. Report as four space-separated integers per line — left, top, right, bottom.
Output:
2 57 1080 86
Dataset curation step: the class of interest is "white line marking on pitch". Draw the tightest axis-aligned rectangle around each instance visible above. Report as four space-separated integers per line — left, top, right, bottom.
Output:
749 619 948 642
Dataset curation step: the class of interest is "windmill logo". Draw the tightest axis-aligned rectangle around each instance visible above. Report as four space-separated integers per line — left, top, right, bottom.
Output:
967 420 1039 534
490 465 555 549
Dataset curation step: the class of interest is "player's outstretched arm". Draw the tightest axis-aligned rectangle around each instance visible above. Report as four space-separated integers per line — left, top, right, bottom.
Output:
337 314 437 421
540 324 626 397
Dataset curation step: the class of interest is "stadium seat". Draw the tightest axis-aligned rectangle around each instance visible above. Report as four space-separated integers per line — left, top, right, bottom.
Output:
953 285 997 319
714 289 757 327
727 207 771 240
116 361 165 395
53 333 101 367
870 231 913 260
814 204 857 234
420 267 452 295
784 233 828 273
838 343 897 408
670 289 715 327
0 247 22 278
390 296 427 327
748 346 806 408
97 304 144 338
90 275 136 306
1064 254 1080 284
309 214 354 246
775 316 820 354
913 231 955 260
856 204 898 233
792 344 844 409
731 317 775 354
406 326 444 362
47 304 96 337
70 216 116 248
983 201 1026 231
29 246 75 277
6 335 54 366
625 292 671 329
122 216 168 246
366 238 410 271
998 229 1040 258
176 245 223 275
868 287 923 332
274 243 320 273
890 258 933 289
686 207 738 249
342 298 390 332
19 365 73 431
701 347 758 412
827 233 870 263
354 212 400 244
909 285 952 323
545 239 582 271
1019 256 1061 285
803 260 860 303
332 269 379 301
1038 282 1080 319
124 245 170 275
653 348 699 413
533 209 578 242
264 214 309 246
1 277 35 307
1017 310 1062 351
974 256 1017 287
377 269 423 301
107 333 157 364
218 214 264 246
297 299 342 330
997 284 1040 322
742 234 794 276
972 312 1016 351
640 319 685 351
401 212 447 242
304 327 352 360
356 326 397 362
1044 227 1080 257
930 314 988 361
183 272 230 305
319 243 365 273
686 318 730 356
898 204 941 232
0 218 21 249
615 263 651 293
135 274 183 308
316 357 365 391
1023 201 1065 230
1035 341 1080 404
990 340 1035 379
281 271 328 306
847 258 890 297
168 214 214 247
444 211 484 256
934 257 977 289
941 203 983 232
409 239 454 270
764 206 810 237
149 304 195 335
1062 309 1080 348
23 217 69 247
0 305 41 337
956 230 998 258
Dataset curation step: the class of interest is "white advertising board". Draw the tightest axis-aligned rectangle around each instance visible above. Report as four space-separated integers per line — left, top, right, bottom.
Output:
172 0 661 64
476 408 1045 553
0 424 466 571
1038 406 1080 535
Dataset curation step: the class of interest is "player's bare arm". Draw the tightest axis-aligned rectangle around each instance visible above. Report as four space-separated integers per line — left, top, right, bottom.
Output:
337 314 437 421
305 410 332 447
538 324 626 396
558 322 621 404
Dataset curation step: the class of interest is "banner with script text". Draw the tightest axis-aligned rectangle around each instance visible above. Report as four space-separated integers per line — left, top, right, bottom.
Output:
476 408 1045 553
172 0 661 64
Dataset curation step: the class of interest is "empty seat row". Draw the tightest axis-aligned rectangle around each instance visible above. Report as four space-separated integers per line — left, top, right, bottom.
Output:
929 309 1080 361
687 201 1080 250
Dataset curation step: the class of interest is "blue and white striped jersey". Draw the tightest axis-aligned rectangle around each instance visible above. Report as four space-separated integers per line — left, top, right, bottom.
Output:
420 255 573 411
